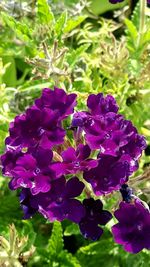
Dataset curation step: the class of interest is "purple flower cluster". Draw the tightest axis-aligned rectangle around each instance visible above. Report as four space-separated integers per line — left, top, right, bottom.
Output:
109 0 124 3
72 92 146 195
109 0 150 4
1 87 148 253
112 199 150 253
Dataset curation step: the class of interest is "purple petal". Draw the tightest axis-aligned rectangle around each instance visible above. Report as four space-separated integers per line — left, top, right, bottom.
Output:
65 177 84 198
76 144 91 160
87 93 118 115
61 147 76 162
79 219 103 240
16 154 36 170
31 174 51 195
62 199 85 223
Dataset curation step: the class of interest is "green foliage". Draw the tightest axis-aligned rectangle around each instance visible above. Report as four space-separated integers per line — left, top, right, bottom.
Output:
0 0 150 266
77 231 150 267
37 0 55 24
46 222 81 267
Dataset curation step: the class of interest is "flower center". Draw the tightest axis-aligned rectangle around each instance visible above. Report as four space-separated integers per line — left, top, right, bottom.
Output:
74 161 80 168
137 223 143 231
38 127 45 136
34 168 41 175
105 132 111 139
56 197 63 204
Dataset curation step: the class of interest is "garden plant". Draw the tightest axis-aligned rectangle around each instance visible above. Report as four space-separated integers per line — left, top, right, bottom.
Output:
0 0 150 266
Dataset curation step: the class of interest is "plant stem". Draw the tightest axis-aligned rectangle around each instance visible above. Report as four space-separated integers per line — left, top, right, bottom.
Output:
137 0 146 48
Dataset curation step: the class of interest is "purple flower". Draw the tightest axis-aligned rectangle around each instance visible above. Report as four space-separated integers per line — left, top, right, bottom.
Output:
38 176 85 223
20 189 39 219
87 93 119 115
79 198 112 240
52 144 98 177
109 0 124 3
71 111 89 128
112 200 150 253
72 110 146 159
120 133 147 160
83 154 138 195
35 87 77 120
9 146 55 195
109 0 150 4
1 147 23 177
5 105 65 149
83 113 138 155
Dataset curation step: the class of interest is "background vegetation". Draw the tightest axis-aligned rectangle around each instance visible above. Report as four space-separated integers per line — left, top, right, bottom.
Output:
0 0 150 266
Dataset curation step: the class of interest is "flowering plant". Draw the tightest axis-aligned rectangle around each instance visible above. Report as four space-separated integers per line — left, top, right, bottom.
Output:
1 87 149 254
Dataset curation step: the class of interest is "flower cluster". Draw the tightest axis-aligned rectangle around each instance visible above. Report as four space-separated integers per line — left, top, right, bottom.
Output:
1 87 149 254
109 0 150 4
112 198 150 253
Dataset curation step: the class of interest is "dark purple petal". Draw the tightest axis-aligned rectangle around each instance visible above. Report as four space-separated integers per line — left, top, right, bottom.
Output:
79 198 112 240
112 200 150 253
83 198 103 212
65 177 84 198
62 199 85 223
76 144 91 160
49 176 66 198
31 147 53 169
79 220 103 240
35 87 77 119
87 93 118 115
109 0 124 3
20 189 38 219
97 210 113 225
0 148 23 177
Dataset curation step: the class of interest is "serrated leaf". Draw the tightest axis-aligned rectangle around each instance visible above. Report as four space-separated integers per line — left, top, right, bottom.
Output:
55 11 67 38
131 1 140 30
125 19 138 43
64 16 87 33
1 12 32 41
37 0 55 25
47 221 63 257
59 250 81 267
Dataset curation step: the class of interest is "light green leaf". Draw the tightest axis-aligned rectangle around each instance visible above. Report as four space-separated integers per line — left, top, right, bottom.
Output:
64 223 80 236
55 11 67 38
125 19 138 42
37 0 55 25
64 16 87 33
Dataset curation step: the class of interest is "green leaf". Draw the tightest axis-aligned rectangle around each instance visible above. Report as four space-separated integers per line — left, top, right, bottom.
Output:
64 223 80 236
131 1 140 30
1 12 32 41
37 0 55 25
64 16 87 33
125 18 138 44
55 11 67 38
67 44 90 68
2 56 17 87
59 250 81 267
47 221 63 257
